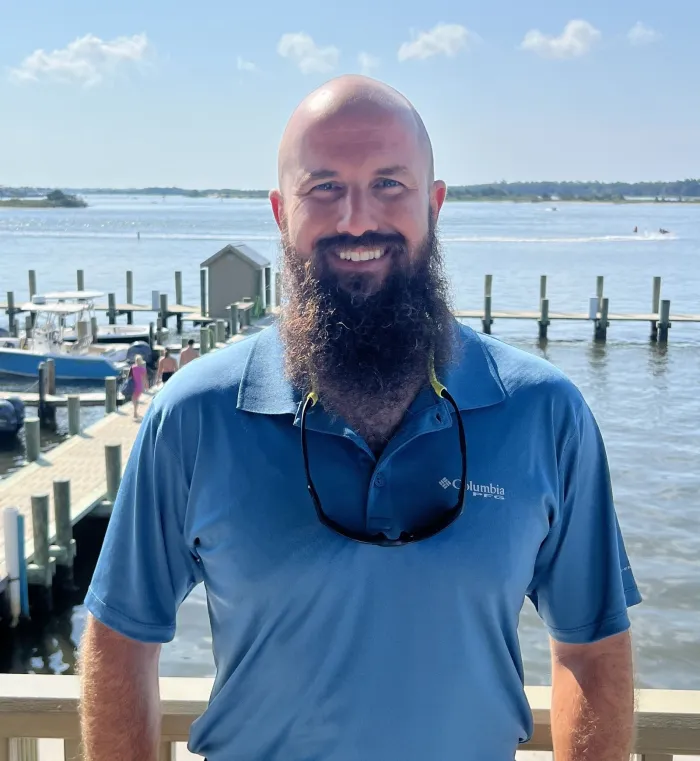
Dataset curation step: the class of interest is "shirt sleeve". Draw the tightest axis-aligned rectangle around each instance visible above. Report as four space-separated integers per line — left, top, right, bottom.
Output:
84 404 202 642
526 397 642 644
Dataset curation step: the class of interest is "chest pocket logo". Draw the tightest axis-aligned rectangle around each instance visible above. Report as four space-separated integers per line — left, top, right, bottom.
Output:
439 477 506 500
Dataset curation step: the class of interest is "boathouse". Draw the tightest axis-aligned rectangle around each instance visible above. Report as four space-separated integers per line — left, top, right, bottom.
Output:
200 244 271 319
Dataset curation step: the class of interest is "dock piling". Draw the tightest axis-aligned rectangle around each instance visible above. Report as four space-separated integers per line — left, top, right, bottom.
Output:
27 494 54 608
538 298 550 340
596 275 605 303
651 276 662 340
539 275 547 302
45 358 56 396
200 326 209 355
90 316 98 342
126 271 134 324
77 269 85 291
175 271 183 333
105 444 122 504
229 304 239 336
67 395 81 435
37 362 56 429
594 297 610 341
264 266 272 314
7 291 16 336
658 300 672 343
275 271 282 308
148 322 155 349
51 478 76 586
28 270 37 301
216 319 226 343
159 293 169 331
24 417 40 463
482 275 493 334
107 293 117 325
200 269 207 317
24 315 32 340
105 377 117 414
209 323 217 349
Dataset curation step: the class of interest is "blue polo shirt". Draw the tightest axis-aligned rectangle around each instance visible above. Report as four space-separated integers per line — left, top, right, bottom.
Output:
85 321 641 761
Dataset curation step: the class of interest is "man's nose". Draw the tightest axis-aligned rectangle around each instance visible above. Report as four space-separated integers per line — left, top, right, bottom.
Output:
336 187 379 238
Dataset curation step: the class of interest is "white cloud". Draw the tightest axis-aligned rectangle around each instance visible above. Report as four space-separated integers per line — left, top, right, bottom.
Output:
358 52 380 75
237 56 257 72
398 23 474 61
628 22 661 46
277 32 339 74
520 20 601 59
9 33 150 86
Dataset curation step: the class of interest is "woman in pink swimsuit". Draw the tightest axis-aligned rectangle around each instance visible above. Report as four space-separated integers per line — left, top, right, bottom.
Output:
130 355 148 420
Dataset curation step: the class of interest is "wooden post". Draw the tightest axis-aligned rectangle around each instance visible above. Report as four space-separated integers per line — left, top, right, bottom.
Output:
45 357 56 396
200 326 209 355
209 323 217 349
159 742 175 761
650 276 661 341
538 298 550 340
77 269 85 291
175 271 183 304
24 315 32 339
596 275 604 304
52 478 76 586
28 270 37 300
105 444 122 504
105 376 117 413
27 493 53 607
7 291 16 336
484 274 493 298
275 271 282 308
24 417 40 462
657 299 671 343
67 395 81 435
539 275 547 302
264 266 272 313
229 304 239 336
7 738 40 761
200 268 207 317
148 321 155 349
216 319 226 343
125 270 134 324
37 362 55 429
482 295 493 335
594 297 610 341
107 293 117 325
90 316 98 342
159 292 169 330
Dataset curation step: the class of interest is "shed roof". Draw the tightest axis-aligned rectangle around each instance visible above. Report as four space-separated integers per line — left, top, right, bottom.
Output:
201 243 270 270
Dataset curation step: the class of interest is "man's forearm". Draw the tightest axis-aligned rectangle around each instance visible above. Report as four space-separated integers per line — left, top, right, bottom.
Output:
550 632 635 761
80 617 162 761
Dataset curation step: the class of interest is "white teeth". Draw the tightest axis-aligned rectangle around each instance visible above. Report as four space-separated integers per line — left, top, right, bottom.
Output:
338 248 383 261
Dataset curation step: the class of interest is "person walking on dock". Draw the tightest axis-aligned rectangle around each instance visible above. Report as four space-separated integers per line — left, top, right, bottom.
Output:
80 76 641 761
129 355 148 420
155 348 178 385
179 338 199 367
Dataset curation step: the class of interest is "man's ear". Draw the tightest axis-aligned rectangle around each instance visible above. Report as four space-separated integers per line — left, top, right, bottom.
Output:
270 189 284 230
431 180 447 219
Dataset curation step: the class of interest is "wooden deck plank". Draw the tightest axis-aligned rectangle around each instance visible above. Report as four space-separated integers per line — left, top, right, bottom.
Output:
0 392 125 407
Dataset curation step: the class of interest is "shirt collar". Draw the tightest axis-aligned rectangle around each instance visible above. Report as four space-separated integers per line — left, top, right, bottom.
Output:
237 320 506 415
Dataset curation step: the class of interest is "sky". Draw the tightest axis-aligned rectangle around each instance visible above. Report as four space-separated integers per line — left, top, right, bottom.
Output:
1 0 699 189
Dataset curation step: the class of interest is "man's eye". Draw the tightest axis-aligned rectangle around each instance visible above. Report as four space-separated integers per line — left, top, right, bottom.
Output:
376 179 402 189
312 182 341 192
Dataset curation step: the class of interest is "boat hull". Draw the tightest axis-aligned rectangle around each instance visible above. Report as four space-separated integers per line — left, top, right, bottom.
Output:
63 325 152 344
0 348 122 381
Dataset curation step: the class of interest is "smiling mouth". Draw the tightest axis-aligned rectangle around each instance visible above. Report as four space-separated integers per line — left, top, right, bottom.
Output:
335 247 386 262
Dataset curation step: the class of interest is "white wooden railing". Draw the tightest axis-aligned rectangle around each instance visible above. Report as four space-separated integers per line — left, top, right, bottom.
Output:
0 675 699 759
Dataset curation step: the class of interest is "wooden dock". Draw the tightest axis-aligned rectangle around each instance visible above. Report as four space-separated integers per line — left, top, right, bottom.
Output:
0 392 125 407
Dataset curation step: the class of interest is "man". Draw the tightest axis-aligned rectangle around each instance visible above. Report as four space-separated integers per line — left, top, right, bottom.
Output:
179 338 199 367
80 76 641 761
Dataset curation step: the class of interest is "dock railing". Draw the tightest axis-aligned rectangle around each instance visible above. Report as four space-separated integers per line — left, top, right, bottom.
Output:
0 676 699 759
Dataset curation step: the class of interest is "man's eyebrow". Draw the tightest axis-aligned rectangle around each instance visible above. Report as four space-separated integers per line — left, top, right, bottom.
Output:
300 169 338 184
374 165 411 176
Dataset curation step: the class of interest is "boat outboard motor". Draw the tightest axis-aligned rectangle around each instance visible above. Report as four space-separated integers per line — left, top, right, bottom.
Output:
0 397 25 439
126 341 153 366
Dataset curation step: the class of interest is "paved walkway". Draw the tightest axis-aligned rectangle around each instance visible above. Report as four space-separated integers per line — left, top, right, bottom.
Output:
0 391 156 590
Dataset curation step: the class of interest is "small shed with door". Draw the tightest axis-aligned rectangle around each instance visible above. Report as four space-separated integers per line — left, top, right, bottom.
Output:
200 243 271 319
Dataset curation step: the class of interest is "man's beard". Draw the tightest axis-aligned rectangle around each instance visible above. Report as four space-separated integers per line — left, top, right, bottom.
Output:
278 216 456 446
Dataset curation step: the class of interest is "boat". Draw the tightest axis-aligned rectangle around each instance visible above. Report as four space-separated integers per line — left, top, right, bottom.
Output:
0 303 128 381
0 396 24 442
36 291 152 344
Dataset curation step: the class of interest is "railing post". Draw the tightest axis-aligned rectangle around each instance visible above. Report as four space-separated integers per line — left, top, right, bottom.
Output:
657 299 671 343
77 269 85 291
105 443 122 504
538 298 550 340
105 376 117 413
199 326 209 355
8 738 40 761
594 297 610 341
63 739 83 761
24 417 40 463
159 742 175 761
51 478 76 588
200 268 207 317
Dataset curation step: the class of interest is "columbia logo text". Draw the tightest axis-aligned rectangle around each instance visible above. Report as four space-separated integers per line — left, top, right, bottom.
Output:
440 478 506 500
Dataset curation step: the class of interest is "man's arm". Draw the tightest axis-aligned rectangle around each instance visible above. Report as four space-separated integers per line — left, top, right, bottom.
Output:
550 630 635 761
80 614 162 761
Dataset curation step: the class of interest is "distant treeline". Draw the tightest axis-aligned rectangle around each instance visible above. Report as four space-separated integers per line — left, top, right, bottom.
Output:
3 181 700 202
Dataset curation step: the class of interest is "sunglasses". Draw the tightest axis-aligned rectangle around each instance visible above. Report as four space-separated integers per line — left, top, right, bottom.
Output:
300 366 467 547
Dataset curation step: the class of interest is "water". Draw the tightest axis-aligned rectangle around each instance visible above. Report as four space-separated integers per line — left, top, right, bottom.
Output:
1 196 699 688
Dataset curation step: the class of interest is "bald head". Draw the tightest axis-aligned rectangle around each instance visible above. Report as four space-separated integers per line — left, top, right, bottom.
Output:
277 75 434 191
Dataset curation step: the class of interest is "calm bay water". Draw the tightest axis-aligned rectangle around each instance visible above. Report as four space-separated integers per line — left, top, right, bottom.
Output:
0 196 698 688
